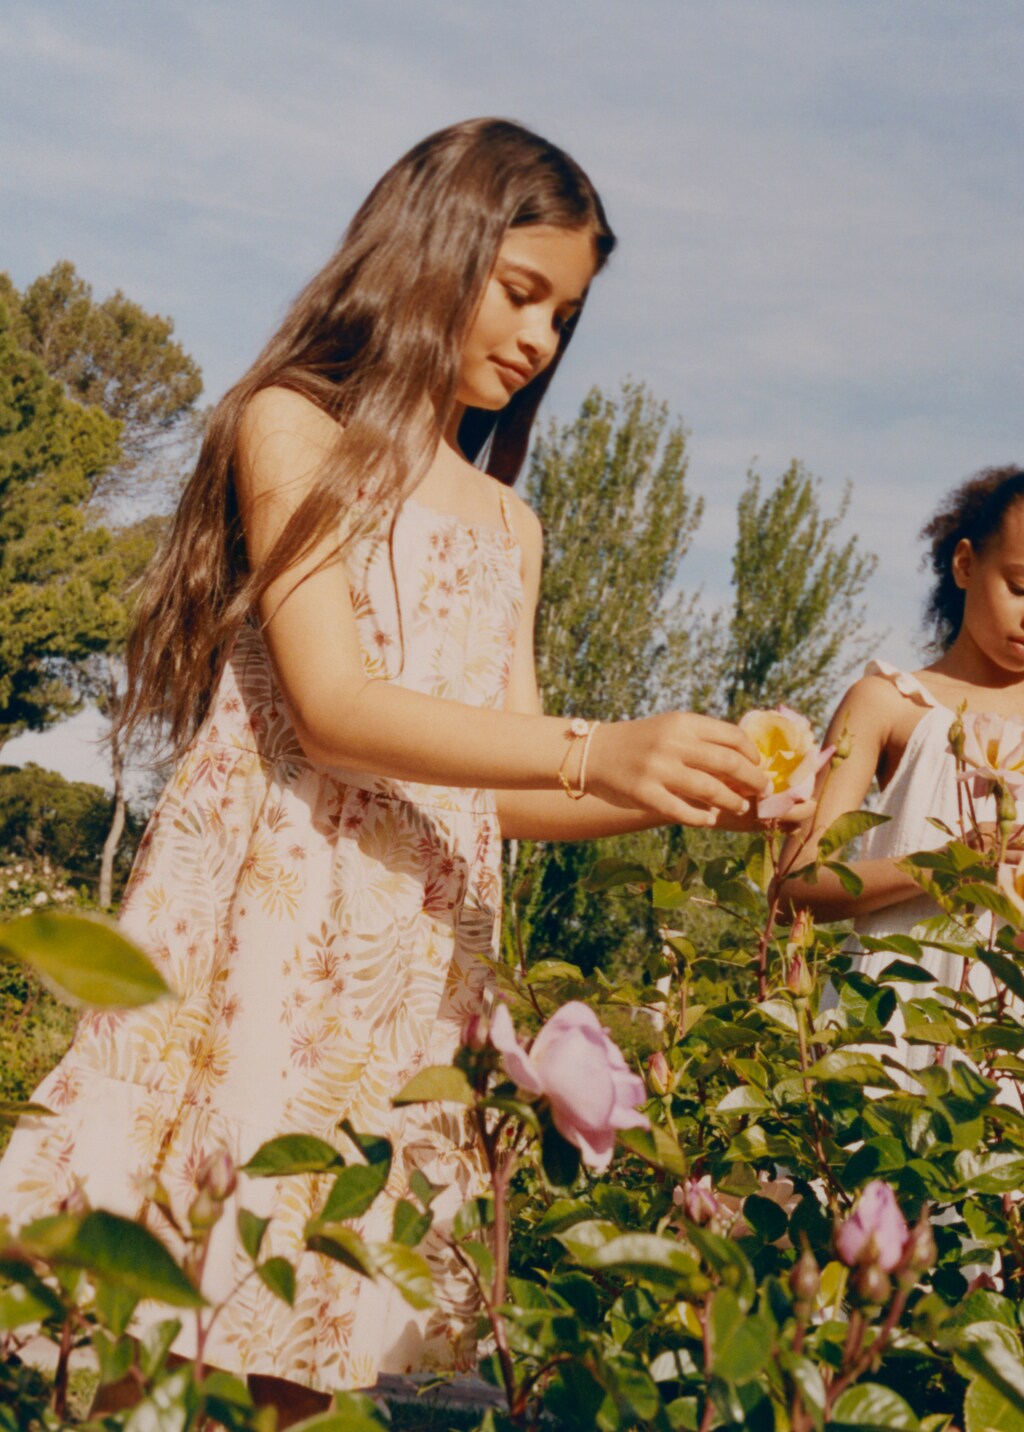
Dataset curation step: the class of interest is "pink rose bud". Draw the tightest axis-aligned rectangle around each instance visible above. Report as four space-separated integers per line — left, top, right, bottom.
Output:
786 950 814 999
462 1011 490 1051
788 1246 820 1304
835 1181 908 1273
681 1176 722 1227
903 1216 937 1275
489 1001 649 1172
647 1051 672 1096
196 1149 237 1203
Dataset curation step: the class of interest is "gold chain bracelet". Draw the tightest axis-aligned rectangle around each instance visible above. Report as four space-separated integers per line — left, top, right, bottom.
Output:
558 718 599 801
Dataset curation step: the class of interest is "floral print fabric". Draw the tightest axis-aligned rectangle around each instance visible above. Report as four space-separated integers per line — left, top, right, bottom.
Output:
0 497 523 1392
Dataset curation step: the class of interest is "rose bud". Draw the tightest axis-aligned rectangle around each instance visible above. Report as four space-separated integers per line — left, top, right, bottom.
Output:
188 1185 222 1234
832 729 853 764
647 1051 672 1096
680 1176 723 1227
852 1262 892 1306
902 1215 937 1276
836 1181 908 1273
788 1246 820 1304
947 712 966 762
786 949 815 999
462 1010 490 1052
196 1149 237 1203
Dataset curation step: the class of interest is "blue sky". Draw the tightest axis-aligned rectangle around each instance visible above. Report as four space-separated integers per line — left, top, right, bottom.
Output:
2 0 1022 786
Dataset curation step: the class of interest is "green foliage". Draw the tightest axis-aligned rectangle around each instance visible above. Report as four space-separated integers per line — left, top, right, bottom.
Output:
0 261 202 479
697 462 878 724
0 764 142 892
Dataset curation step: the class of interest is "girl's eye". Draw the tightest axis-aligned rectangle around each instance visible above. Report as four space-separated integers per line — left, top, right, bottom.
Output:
1011 585 1024 597
504 285 530 306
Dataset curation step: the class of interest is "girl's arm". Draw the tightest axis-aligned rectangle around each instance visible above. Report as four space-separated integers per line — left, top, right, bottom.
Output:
780 677 926 920
236 389 770 829
493 500 792 839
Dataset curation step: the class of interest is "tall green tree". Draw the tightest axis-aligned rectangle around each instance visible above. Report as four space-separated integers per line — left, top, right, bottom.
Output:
0 261 202 505
692 462 877 725
0 303 127 754
508 382 702 974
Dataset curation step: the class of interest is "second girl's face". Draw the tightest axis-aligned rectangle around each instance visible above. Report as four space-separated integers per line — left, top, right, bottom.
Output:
955 501 1024 672
455 225 598 411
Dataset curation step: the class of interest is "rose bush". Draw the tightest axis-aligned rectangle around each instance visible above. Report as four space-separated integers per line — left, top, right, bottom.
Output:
7 706 1024 1429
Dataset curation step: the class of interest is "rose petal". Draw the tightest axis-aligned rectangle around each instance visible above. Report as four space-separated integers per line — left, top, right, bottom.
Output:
489 1004 543 1095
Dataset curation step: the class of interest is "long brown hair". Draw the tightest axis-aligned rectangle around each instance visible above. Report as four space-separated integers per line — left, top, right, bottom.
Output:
121 118 616 754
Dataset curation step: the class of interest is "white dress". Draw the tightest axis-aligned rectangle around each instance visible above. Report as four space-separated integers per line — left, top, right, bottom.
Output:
835 661 1002 1087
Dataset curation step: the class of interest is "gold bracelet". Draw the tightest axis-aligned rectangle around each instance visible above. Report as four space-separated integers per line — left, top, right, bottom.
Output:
558 718 596 801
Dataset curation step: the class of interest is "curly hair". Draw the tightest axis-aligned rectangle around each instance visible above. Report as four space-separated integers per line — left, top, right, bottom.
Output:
921 465 1024 649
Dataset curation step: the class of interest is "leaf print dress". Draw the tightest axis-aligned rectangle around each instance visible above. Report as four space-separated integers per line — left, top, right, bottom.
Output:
0 492 523 1393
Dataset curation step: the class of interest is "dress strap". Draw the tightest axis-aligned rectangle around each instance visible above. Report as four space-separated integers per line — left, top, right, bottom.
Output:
863 658 939 709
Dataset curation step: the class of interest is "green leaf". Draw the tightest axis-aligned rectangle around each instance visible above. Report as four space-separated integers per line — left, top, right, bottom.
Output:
805 1050 895 1088
0 912 170 1007
616 1122 688 1177
257 1257 296 1306
53 1211 204 1308
959 883 1021 924
337 1121 392 1172
314 1163 389 1223
955 1151 1024 1196
391 1198 432 1247
709 1287 772 1383
831 1382 921 1429
756 998 800 1033
716 1086 772 1116
742 1194 787 1243
453 1195 494 1240
286 1392 392 1430
964 1377 1024 1432
541 1124 581 1191
0 1099 54 1123
533 1198 593 1237
373 1242 435 1310
0 1281 64 1330
409 1168 441 1207
817 810 890 858
463 1239 495 1285
688 1226 756 1309
94 1279 139 1337
392 1065 475 1106
582 857 652 892
242 1134 346 1177
567 1231 704 1290
525 957 586 983
237 1209 271 1261
139 1317 182 1379
952 1321 1024 1412
977 947 1024 1004
305 1224 377 1279
824 861 864 896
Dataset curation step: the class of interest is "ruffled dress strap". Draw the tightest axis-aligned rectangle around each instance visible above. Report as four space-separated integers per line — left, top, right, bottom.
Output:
863 659 939 710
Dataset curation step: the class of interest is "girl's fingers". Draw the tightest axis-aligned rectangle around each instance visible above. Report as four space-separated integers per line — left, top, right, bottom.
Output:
671 770 751 815
677 741 768 797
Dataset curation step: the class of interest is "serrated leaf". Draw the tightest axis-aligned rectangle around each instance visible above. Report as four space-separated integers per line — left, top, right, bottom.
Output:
716 1086 772 1115
453 1195 494 1240
709 1287 772 1382
0 912 170 1008
824 860 865 896
52 1212 203 1308
582 857 652 892
964 1376 1024 1431
525 958 586 983
959 883 1021 924
237 1209 271 1262
817 810 890 858
373 1241 435 1310
257 1257 295 1306
977 947 1024 1003
616 1122 688 1177
756 997 800 1033
314 1163 389 1223
392 1065 474 1106
831 1381 920 1428
391 1198 432 1247
305 1224 377 1279
242 1134 345 1177
805 1050 895 1088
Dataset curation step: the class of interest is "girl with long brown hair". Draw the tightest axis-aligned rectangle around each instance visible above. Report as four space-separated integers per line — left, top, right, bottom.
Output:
1 118 781 1419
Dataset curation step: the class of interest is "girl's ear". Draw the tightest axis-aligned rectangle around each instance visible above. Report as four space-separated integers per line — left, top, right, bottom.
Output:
951 537 974 590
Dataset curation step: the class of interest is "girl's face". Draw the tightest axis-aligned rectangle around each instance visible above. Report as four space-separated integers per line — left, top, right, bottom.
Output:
455 225 598 411
955 501 1024 672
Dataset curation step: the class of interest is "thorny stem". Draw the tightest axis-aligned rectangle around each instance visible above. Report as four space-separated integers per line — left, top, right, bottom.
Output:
472 1101 519 1419
827 1289 909 1408
796 1004 842 1211
52 1312 75 1419
698 1291 716 1432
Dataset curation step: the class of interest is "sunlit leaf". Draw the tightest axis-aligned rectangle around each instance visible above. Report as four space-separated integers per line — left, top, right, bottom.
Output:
392 1066 474 1106
0 912 170 1008
242 1134 346 1177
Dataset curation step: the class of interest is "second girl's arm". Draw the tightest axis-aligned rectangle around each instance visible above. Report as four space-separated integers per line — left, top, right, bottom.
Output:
236 389 769 828
780 676 926 920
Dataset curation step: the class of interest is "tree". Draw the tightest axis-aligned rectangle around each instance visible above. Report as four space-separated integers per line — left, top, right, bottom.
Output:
692 462 877 725
0 302 127 753
0 761 141 891
0 261 202 506
508 382 703 975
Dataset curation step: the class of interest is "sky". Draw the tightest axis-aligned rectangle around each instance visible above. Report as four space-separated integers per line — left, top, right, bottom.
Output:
1 0 1022 789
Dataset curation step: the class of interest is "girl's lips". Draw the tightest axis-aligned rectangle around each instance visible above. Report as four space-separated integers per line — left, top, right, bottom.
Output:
492 358 531 388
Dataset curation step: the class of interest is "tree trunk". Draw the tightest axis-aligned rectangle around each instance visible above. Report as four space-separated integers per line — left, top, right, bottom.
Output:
98 660 125 908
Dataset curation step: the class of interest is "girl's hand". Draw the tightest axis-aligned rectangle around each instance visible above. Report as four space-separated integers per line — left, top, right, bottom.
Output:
586 713 774 828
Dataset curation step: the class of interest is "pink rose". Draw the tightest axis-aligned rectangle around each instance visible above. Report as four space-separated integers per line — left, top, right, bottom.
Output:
958 712 1024 802
738 705 832 819
673 1176 726 1227
489 1002 649 1171
835 1181 908 1272
998 862 1024 922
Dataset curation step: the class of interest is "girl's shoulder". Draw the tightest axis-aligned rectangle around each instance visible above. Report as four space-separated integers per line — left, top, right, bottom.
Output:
831 661 934 751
